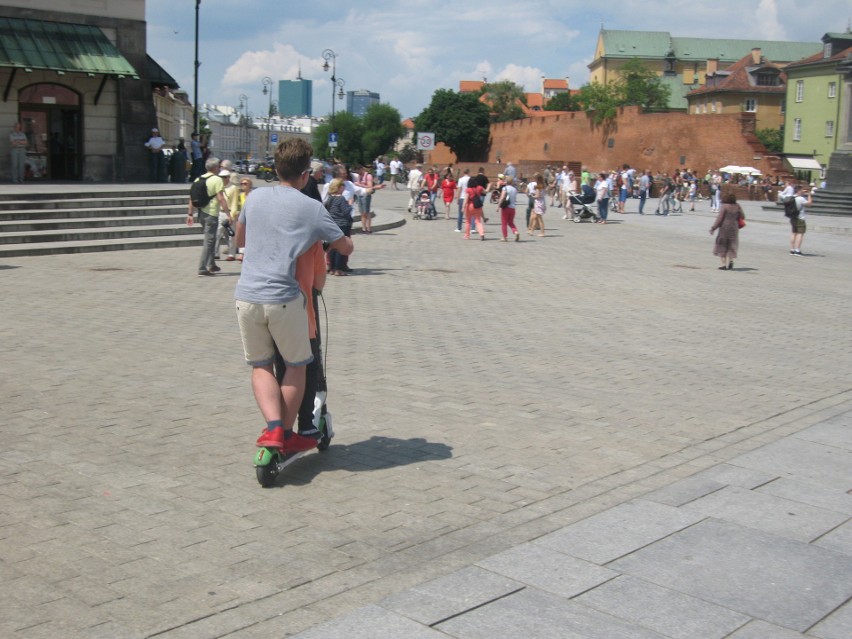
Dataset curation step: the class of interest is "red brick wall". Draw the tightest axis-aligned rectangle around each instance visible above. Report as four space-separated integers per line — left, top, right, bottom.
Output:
487 107 774 177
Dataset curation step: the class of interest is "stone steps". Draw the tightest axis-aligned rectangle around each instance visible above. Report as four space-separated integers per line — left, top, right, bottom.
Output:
0 186 200 257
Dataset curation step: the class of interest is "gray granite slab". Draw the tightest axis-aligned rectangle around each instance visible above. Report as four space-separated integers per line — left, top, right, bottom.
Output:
290 604 447 639
475 542 619 598
679 485 848 542
609 518 852 631
574 574 750 639
813 519 852 555
726 619 807 638
378 566 522 626
642 476 726 507
795 413 852 449
810 600 852 639
757 477 852 515
435 587 668 639
534 499 704 564
691 463 778 489
729 438 852 488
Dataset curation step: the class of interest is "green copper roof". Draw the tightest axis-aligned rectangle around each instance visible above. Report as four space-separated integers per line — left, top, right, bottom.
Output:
601 30 673 58
672 37 820 63
0 17 139 78
600 29 820 63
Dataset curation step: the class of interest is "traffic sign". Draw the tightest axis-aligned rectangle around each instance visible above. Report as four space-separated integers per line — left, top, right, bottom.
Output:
416 132 435 151
328 132 338 148
270 133 279 143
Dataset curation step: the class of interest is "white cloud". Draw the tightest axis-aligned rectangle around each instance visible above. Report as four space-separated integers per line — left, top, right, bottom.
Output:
754 0 787 40
496 64 546 92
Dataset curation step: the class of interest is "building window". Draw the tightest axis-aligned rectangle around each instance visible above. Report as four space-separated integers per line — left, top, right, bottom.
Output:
795 80 804 102
756 73 778 86
828 82 837 98
826 121 834 137
793 118 801 141
711 100 716 112
744 99 757 112
780 99 785 114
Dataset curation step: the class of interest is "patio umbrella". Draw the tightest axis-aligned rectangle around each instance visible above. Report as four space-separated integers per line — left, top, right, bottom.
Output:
718 165 744 173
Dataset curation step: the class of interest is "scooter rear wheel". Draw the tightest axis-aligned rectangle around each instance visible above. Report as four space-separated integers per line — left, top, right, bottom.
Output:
254 448 279 487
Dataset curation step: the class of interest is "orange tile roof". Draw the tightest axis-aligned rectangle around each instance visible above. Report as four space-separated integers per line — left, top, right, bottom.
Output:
525 93 544 109
402 118 415 129
459 80 485 93
543 79 568 90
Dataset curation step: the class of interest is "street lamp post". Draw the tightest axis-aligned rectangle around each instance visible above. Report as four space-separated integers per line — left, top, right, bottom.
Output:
262 76 273 158
322 49 339 135
193 0 201 135
238 94 248 161
269 100 278 156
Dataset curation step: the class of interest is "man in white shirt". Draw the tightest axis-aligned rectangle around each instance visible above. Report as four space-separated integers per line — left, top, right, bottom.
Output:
407 163 423 213
144 127 166 182
455 168 470 232
389 158 402 190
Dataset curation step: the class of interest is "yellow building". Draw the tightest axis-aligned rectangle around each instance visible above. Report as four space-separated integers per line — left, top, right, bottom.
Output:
686 49 787 130
589 29 820 110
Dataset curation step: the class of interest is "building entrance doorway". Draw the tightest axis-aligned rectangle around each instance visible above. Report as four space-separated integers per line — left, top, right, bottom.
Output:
19 83 82 181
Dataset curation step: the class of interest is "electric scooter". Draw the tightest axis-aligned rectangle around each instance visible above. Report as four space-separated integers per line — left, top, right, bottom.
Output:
253 290 333 487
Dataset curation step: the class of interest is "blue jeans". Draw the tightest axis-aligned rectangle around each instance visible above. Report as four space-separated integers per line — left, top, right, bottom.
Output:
198 212 219 272
457 198 465 230
598 198 609 220
638 189 647 214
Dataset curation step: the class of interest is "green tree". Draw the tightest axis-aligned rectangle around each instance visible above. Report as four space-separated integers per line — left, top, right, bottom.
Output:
618 59 671 109
544 92 581 112
755 127 783 154
577 81 621 124
480 80 527 122
361 103 405 162
414 89 491 161
312 112 365 163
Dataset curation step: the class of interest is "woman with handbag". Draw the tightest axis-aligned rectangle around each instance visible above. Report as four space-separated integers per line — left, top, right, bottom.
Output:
709 192 745 270
464 184 486 240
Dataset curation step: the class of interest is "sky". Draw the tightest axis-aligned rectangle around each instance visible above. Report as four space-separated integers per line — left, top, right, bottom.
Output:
145 0 850 120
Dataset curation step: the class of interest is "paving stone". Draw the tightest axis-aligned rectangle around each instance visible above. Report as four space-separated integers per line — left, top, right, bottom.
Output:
574 574 751 639
726 619 807 638
289 604 446 638
810 600 852 639
679 485 848 542
756 477 852 516
609 518 852 631
475 542 619 598
690 463 778 489
729 437 852 488
813 519 852 555
642 475 726 507
534 499 704 564
795 412 852 449
378 565 522 626
434 587 668 638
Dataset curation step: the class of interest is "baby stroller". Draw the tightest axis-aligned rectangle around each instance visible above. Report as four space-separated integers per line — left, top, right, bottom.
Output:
569 185 599 223
414 188 437 219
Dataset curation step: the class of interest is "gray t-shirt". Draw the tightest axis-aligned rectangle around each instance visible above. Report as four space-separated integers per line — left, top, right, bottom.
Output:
235 185 343 304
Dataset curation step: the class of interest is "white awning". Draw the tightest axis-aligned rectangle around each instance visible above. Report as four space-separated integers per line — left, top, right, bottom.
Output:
786 157 822 170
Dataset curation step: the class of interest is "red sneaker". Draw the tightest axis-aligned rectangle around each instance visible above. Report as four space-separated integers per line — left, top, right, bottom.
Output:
256 427 284 448
255 428 318 453
279 431 319 453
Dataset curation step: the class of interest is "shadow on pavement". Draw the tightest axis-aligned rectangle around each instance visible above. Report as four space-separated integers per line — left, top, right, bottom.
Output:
276 435 454 487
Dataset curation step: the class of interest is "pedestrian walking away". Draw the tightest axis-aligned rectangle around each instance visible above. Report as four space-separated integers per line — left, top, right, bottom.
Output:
709 192 745 270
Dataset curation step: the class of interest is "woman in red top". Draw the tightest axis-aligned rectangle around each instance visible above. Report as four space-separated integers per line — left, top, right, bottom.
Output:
464 184 486 240
440 168 457 220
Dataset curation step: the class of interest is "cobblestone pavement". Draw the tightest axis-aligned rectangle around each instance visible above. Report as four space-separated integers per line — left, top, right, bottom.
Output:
1 187 850 638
